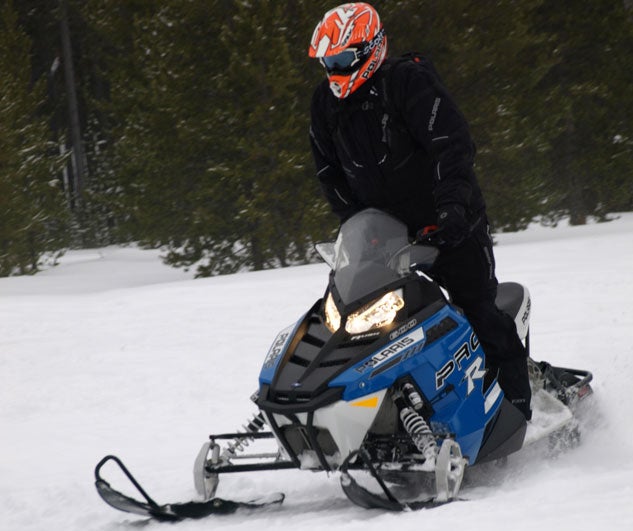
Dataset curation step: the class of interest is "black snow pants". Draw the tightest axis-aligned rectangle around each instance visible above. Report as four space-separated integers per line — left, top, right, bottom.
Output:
429 222 532 420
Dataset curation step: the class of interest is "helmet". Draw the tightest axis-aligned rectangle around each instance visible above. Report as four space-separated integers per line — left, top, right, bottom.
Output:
309 3 387 99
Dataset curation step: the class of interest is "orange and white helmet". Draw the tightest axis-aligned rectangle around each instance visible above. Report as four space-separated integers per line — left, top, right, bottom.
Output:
309 3 388 99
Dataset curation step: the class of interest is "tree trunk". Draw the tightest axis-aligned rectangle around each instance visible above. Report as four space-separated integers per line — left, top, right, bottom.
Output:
59 0 86 205
561 113 587 226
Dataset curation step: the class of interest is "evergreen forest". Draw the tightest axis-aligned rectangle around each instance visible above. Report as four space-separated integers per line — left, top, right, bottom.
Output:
1 0 632 276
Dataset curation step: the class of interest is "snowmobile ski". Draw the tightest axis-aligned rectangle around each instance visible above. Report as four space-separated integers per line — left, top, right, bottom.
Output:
95 455 284 521
339 439 467 511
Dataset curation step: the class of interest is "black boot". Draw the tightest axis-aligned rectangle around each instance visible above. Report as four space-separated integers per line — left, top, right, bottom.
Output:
497 357 532 421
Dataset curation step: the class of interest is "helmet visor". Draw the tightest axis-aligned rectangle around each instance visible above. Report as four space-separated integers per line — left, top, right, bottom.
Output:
318 28 386 75
320 49 364 74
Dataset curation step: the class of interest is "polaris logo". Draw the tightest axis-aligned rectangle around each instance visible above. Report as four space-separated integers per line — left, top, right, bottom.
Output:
361 59 379 80
356 327 425 374
521 297 531 325
427 97 441 132
263 326 293 369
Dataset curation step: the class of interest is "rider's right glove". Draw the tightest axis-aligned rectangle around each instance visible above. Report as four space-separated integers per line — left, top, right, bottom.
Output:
434 203 470 249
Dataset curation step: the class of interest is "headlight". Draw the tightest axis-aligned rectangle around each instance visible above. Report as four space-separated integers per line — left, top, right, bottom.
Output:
325 292 341 333
324 289 405 334
346 289 404 334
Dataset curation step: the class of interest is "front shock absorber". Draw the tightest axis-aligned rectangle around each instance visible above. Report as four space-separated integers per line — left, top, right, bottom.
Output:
194 411 268 500
221 411 267 459
393 383 437 469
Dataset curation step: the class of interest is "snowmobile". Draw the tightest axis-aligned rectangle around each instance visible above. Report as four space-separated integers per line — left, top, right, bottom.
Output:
95 208 593 521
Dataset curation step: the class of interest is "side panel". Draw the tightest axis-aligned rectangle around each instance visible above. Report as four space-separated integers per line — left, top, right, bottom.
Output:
329 304 503 464
313 390 387 461
271 390 388 467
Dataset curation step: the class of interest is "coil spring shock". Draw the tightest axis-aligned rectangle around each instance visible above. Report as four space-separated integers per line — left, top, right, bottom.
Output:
400 407 437 458
394 384 437 464
222 411 267 459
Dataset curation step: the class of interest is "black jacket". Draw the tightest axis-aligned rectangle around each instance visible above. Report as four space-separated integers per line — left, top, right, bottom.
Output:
309 56 486 235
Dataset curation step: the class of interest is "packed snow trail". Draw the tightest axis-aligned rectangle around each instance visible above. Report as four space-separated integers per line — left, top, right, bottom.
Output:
2 216 633 530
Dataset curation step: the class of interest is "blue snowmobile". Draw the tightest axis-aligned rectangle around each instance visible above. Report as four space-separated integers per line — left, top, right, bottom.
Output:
95 209 593 520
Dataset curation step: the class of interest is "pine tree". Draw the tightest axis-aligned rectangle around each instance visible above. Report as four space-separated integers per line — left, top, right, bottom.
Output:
382 0 549 231
0 1 68 276
522 0 633 224
38 0 630 277
83 0 334 276
192 0 331 273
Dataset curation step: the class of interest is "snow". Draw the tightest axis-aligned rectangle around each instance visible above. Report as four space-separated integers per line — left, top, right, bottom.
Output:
2 215 633 530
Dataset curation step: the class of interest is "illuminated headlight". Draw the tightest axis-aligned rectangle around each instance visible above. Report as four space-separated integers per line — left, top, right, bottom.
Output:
345 289 405 334
325 292 341 333
324 290 405 334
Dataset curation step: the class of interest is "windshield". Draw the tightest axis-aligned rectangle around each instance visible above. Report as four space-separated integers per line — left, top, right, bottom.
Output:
316 209 437 304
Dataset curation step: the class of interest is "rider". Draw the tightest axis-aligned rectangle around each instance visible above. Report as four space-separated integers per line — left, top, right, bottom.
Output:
308 2 532 420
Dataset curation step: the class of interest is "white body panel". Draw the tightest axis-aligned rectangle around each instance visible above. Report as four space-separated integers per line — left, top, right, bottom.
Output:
271 389 388 467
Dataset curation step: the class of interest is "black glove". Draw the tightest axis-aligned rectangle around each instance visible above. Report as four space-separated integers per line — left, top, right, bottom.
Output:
430 204 470 249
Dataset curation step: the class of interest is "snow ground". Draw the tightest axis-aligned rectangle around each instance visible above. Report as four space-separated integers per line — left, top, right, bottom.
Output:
1 215 633 530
